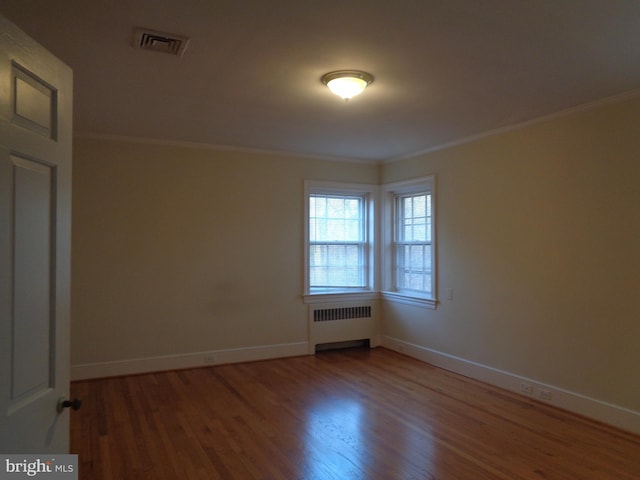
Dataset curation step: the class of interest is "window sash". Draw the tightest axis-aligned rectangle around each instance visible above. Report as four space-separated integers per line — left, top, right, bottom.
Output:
309 194 364 243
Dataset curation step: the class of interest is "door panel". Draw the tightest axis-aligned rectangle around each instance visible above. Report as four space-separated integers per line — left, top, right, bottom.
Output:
11 155 54 405
0 13 72 453
12 63 57 139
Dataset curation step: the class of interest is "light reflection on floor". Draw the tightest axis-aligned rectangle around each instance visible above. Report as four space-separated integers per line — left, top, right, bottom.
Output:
304 396 365 479
302 393 435 479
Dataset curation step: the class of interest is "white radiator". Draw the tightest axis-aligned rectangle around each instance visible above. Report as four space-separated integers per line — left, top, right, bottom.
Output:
308 302 378 354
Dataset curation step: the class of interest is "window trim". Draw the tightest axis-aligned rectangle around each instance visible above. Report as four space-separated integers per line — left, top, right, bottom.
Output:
381 176 437 309
303 181 378 302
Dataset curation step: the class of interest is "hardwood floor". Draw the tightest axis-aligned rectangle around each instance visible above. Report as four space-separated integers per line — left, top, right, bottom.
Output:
70 348 640 479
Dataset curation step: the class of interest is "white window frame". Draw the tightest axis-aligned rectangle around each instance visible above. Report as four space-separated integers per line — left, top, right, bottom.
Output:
381 175 437 309
304 181 378 303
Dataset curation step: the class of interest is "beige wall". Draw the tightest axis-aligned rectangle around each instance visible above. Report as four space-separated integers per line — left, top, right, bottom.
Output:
72 94 640 415
380 95 640 412
71 137 378 365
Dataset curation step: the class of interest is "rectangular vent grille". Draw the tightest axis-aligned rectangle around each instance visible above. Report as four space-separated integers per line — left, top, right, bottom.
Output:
133 28 190 56
313 306 371 322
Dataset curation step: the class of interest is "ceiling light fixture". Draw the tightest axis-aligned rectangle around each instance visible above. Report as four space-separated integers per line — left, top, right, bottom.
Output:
321 70 374 101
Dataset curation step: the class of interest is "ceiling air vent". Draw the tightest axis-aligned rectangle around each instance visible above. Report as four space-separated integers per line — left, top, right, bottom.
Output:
133 28 190 57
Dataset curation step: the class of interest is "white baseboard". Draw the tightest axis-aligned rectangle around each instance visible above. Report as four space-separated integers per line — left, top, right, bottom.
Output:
72 336 640 435
381 335 640 435
71 342 309 381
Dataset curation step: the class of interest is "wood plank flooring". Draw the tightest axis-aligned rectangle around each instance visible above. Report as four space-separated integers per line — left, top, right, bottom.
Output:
70 347 640 479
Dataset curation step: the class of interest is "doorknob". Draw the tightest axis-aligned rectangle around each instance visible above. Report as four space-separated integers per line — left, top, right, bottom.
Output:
57 397 82 413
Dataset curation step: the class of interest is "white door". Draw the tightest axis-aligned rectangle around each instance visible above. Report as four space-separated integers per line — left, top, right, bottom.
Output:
0 14 73 453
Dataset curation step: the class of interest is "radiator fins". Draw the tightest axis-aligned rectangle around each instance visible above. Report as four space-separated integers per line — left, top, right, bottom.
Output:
313 306 371 322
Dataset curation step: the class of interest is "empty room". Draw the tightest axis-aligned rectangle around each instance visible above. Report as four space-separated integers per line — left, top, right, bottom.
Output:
1 1 640 479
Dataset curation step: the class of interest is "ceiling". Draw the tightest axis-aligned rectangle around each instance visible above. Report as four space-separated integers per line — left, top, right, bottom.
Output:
3 0 640 163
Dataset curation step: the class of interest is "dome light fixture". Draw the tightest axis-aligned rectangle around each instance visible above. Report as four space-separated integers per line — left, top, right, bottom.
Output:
321 70 374 101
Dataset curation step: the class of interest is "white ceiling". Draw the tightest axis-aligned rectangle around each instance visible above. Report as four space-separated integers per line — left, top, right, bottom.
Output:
3 0 640 162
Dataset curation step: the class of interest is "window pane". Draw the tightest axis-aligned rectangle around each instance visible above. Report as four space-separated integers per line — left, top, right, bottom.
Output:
403 196 412 219
408 244 424 266
413 195 425 217
413 223 426 241
310 244 365 287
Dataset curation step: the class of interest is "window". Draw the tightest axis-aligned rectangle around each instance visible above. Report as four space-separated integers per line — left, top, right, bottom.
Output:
309 195 365 288
382 176 436 308
304 181 376 300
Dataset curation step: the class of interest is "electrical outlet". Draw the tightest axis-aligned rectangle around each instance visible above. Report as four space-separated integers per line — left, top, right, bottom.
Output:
520 382 533 394
539 389 552 401
204 354 217 364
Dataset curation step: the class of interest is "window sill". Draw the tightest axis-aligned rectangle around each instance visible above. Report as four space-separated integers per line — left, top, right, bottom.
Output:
303 291 438 308
303 291 380 304
381 291 438 309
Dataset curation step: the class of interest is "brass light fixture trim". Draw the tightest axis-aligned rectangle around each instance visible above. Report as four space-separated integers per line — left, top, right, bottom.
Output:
321 70 374 101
